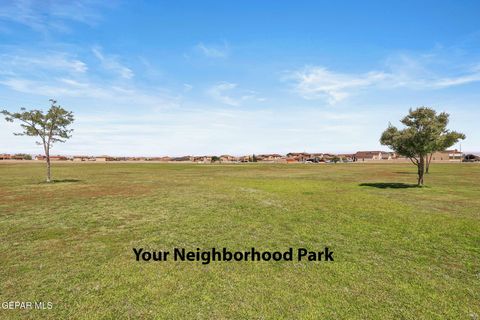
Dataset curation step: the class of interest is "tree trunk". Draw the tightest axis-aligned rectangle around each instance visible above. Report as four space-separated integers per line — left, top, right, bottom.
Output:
46 157 51 182
45 149 51 183
425 153 433 174
417 156 425 186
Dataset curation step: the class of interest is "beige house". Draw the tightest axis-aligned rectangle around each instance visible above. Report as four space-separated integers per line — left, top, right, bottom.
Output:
354 151 382 161
431 149 463 162
194 156 212 163
220 155 237 163
286 152 311 162
381 152 396 160
73 156 92 162
257 154 284 162
354 151 395 161
94 156 115 162
35 155 68 161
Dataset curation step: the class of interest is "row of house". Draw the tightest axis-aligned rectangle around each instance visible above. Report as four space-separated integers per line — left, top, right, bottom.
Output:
0 149 468 163
353 150 464 162
0 153 31 160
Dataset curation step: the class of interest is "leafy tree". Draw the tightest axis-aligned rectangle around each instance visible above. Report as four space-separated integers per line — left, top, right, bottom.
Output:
2 99 74 182
252 154 257 162
211 156 220 163
331 156 340 163
425 131 464 173
380 107 464 186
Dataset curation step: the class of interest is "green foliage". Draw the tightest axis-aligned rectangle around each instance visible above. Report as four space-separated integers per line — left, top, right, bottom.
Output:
2 99 74 182
252 154 258 162
2 99 74 148
380 107 465 185
211 156 220 163
381 107 465 157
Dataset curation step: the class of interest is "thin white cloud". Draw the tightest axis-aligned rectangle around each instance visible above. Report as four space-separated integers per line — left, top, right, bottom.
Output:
92 47 134 79
195 42 229 58
0 0 109 33
0 77 179 111
206 82 265 106
289 55 480 104
0 53 87 74
0 49 180 112
207 82 240 106
430 73 480 88
291 67 387 103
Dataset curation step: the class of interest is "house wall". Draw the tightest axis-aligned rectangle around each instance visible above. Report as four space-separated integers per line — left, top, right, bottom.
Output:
431 151 462 162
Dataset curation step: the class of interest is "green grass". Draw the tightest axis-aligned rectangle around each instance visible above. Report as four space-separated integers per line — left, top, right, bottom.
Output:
0 162 479 319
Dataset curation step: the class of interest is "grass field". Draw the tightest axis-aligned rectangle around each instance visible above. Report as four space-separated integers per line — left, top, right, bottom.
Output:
0 162 479 319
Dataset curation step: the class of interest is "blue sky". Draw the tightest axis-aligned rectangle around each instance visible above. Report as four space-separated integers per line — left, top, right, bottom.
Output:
1 0 479 156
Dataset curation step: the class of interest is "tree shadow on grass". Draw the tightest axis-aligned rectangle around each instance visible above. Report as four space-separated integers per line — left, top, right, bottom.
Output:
48 179 82 183
359 182 419 189
393 171 416 175
34 179 82 185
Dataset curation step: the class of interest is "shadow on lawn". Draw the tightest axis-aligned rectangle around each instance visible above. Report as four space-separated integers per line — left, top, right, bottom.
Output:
359 182 418 189
51 179 82 183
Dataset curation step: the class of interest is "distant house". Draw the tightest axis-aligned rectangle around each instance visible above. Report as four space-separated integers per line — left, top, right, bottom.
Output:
220 155 237 163
257 154 284 162
305 153 324 163
124 157 147 161
73 156 91 162
0 154 31 160
338 154 355 162
1 154 27 160
36 155 68 161
95 156 110 162
123 157 143 161
171 156 193 162
431 149 463 162
287 152 311 162
194 156 212 163
321 153 335 161
354 151 389 161
51 155 68 161
381 152 396 160
146 156 170 162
